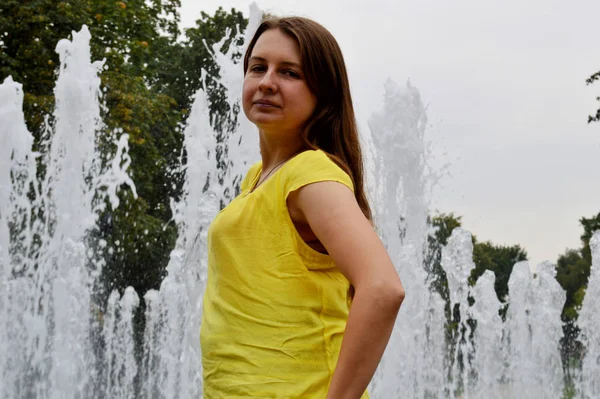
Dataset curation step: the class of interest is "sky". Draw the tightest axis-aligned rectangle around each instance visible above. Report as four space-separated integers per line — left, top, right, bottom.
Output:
179 0 600 268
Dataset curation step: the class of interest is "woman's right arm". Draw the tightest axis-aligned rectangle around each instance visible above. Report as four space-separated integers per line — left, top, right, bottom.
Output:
288 180 405 399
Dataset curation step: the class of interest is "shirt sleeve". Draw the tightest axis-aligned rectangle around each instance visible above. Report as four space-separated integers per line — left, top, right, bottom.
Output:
240 161 261 192
281 150 354 199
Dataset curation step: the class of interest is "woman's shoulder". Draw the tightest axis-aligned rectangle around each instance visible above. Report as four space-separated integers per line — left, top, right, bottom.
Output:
283 149 354 193
290 149 330 164
287 149 343 172
240 161 262 192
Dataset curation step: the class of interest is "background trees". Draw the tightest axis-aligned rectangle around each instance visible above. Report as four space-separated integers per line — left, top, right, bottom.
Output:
555 213 600 320
1 2 598 327
587 71 600 123
1 2 246 300
427 213 527 308
555 213 600 364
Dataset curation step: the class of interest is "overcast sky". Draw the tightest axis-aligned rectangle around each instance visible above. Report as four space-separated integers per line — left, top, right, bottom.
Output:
179 0 600 268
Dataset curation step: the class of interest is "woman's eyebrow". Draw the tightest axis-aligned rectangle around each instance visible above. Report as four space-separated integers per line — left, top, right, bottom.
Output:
248 56 302 69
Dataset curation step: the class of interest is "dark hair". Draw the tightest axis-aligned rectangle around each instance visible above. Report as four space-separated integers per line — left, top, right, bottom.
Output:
243 16 373 222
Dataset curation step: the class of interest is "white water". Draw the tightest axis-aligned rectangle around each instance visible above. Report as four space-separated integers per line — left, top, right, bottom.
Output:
0 26 135 398
579 232 600 398
1 6 600 399
367 79 447 398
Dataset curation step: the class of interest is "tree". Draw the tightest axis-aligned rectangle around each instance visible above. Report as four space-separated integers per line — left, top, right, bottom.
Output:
1 2 249 300
579 212 600 265
586 71 600 123
555 212 600 376
1 0 182 137
155 8 247 119
1 0 92 136
555 212 600 321
426 213 462 303
94 7 248 298
427 213 527 381
556 249 588 321
426 213 528 305
470 241 528 303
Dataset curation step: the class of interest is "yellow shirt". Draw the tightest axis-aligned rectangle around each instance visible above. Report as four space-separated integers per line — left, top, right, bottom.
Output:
200 150 369 398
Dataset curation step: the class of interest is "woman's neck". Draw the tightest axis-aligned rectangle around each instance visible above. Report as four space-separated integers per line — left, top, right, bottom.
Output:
258 131 305 170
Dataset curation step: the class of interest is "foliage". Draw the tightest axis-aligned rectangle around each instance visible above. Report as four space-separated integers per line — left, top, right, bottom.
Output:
427 213 527 305
427 212 527 384
1 3 248 299
579 212 600 265
176 9 247 189
157 8 247 119
426 213 462 304
4 0 598 333
470 241 527 302
1 0 182 134
555 212 600 322
556 249 589 321
555 212 600 378
586 71 600 123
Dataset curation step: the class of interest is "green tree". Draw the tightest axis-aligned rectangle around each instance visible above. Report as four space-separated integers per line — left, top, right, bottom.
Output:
1 0 91 135
470 241 528 303
556 212 600 321
556 249 589 321
555 212 600 378
426 213 527 385
94 7 248 298
156 8 247 119
426 213 462 304
426 212 527 304
579 212 600 265
1 0 182 138
177 8 248 198
1 2 249 300
586 71 600 123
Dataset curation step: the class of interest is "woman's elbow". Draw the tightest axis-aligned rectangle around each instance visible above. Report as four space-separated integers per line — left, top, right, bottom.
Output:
389 283 405 309
369 280 405 310
354 271 405 310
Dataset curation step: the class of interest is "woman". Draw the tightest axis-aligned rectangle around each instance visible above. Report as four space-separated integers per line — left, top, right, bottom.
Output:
200 15 405 399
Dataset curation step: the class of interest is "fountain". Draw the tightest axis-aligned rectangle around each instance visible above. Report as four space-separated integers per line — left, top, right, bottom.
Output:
366 78 447 398
1 5 599 399
0 25 135 398
579 232 600 398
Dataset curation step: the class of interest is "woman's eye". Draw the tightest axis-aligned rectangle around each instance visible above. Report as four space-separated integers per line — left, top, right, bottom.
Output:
250 65 265 72
283 70 300 78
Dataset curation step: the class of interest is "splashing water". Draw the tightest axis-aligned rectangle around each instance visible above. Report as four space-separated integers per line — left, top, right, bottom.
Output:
443 228 477 396
0 25 135 399
367 79 447 398
579 232 600 398
502 259 566 398
1 6 600 399
469 270 503 397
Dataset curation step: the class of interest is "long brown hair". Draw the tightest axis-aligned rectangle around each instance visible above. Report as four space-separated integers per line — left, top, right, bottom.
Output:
243 16 373 222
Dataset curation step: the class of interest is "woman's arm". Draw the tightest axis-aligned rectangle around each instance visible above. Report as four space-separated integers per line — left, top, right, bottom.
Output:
288 181 405 399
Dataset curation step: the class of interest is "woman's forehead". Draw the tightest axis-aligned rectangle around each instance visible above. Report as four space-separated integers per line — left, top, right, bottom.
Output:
251 29 302 64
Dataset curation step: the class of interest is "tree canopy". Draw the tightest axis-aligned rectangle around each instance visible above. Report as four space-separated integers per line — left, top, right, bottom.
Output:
427 213 527 306
2 3 598 320
556 212 600 321
586 71 600 123
1 2 247 299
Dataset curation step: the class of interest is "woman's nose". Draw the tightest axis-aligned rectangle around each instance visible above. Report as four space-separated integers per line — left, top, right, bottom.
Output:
258 70 277 93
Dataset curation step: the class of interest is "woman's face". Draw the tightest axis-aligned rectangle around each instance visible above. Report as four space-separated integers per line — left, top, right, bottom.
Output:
242 29 317 137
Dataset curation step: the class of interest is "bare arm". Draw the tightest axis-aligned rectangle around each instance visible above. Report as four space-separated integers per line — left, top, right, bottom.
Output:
288 181 405 399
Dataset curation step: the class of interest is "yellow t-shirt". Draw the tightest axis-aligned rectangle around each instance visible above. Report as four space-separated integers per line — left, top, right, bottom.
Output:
200 149 369 398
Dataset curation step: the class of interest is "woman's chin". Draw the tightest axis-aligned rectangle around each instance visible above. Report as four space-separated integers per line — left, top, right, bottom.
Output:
250 116 283 130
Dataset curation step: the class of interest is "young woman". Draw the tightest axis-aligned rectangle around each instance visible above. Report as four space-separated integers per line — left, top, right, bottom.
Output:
200 15 405 399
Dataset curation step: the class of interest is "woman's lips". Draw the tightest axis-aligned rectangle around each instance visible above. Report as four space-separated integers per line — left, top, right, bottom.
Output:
253 100 280 108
